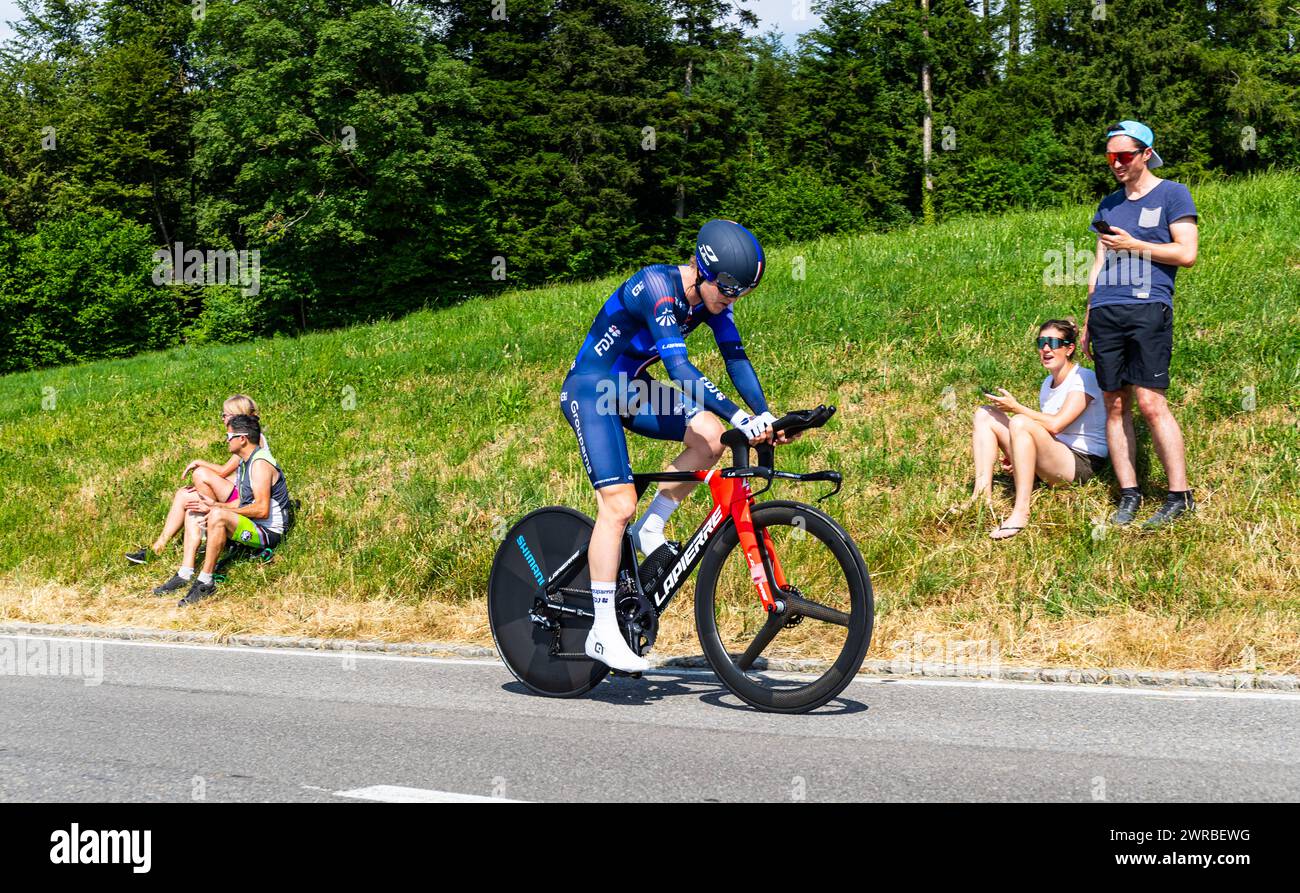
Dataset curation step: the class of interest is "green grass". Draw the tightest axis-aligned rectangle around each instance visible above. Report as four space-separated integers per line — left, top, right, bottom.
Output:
2 172 1298 671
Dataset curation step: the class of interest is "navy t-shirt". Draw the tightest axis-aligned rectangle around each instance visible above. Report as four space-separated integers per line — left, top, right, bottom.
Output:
1089 179 1197 308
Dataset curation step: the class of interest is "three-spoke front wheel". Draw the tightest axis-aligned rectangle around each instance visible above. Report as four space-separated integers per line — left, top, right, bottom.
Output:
694 500 873 713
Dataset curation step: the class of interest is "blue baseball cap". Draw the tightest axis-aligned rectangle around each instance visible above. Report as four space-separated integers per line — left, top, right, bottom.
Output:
1105 120 1163 169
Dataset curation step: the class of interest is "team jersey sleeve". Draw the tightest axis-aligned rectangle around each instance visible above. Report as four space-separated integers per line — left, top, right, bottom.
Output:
632 269 743 423
706 308 769 416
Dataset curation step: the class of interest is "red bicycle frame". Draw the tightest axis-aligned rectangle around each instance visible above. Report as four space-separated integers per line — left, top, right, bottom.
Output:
632 467 788 613
704 469 789 611
619 407 842 614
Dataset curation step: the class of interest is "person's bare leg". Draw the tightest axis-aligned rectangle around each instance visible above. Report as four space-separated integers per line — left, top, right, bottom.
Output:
993 416 1076 539
971 406 1011 504
1031 430 1080 486
994 416 1040 537
1104 386 1138 489
152 487 192 554
584 482 648 671
191 466 235 503
589 484 637 583
630 413 725 553
180 510 203 571
656 413 724 504
1135 386 1189 491
202 510 234 576
153 469 235 554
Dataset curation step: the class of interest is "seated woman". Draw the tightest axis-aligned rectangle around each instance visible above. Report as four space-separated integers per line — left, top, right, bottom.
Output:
971 319 1109 541
125 394 268 564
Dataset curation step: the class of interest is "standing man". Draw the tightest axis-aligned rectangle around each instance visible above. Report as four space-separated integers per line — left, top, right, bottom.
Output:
1082 121 1199 530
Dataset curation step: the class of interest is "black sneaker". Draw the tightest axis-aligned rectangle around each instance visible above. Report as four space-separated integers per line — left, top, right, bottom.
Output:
153 574 190 595
1111 492 1143 526
125 548 150 565
1142 492 1195 531
178 579 217 607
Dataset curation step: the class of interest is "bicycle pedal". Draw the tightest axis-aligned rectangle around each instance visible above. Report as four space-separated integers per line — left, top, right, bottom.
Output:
610 670 644 679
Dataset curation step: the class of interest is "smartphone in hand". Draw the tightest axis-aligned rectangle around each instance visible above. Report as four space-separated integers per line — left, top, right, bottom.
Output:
1094 219 1116 235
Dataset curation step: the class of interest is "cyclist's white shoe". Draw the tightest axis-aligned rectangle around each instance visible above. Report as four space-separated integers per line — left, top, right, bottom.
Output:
586 579 650 672
585 626 650 673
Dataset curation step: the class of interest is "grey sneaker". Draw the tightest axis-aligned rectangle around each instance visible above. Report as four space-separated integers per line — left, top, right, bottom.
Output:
178 579 217 607
1142 492 1195 531
153 574 190 595
1111 492 1143 526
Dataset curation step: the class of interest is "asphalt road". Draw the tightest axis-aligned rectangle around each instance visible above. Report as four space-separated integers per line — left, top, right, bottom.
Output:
2 633 1298 802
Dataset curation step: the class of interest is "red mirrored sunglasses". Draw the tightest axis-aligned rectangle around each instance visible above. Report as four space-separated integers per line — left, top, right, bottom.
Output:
1106 150 1143 165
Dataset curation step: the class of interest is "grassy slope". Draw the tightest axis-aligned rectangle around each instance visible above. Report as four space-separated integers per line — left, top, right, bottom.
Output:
2 172 1297 671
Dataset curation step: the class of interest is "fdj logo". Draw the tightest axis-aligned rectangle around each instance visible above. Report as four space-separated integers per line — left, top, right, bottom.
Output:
699 243 719 265
515 535 545 586
594 324 621 356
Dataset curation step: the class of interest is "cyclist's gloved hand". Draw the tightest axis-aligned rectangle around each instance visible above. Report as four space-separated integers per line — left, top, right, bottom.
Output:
732 410 776 442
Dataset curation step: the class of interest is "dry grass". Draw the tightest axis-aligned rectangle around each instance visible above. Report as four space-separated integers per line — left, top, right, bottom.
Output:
4 579 1296 675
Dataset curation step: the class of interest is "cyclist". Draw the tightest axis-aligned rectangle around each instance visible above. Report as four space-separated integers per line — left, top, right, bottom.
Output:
560 219 790 672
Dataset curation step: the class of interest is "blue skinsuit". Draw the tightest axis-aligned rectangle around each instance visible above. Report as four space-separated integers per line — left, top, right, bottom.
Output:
560 264 768 489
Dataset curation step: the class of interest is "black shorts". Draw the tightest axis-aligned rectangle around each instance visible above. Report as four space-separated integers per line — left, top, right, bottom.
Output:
1087 302 1173 392
257 525 282 550
1068 447 1107 483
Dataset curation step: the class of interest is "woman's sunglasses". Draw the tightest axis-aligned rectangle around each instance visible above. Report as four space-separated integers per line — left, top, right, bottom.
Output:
1037 336 1074 350
1105 150 1143 165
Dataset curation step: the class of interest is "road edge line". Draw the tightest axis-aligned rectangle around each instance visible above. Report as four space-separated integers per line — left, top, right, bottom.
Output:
0 621 1295 692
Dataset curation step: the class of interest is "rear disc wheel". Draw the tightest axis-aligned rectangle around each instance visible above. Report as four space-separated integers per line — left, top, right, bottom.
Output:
487 506 609 697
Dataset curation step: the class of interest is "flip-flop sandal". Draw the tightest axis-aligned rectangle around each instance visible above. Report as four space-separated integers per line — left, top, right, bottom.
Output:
990 525 1025 540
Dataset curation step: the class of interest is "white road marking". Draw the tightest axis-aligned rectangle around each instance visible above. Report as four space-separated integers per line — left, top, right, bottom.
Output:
334 785 525 803
2 632 1297 702
0 632 494 667
852 675 1296 701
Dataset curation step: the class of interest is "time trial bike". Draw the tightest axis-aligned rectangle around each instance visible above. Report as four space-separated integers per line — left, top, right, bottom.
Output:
487 405 873 714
